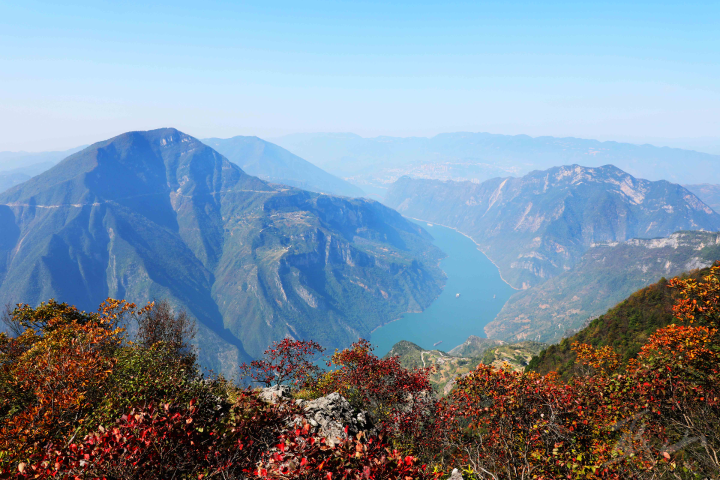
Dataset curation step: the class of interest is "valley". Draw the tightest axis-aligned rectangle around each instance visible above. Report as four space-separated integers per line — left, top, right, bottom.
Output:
370 220 515 356
5 4 720 477
0 128 445 377
385 165 720 289
488 230 720 343
3 137 720 479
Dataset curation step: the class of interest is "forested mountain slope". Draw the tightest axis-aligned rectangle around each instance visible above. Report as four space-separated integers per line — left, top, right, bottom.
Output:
0 128 444 376
526 267 711 379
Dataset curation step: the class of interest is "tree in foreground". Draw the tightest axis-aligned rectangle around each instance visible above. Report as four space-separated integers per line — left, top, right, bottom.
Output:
3 262 720 479
440 264 720 479
239 337 325 389
1 299 434 479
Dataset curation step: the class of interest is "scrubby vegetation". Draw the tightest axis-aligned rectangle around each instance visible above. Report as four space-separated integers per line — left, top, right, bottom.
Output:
386 339 545 395
527 270 703 379
2 263 720 478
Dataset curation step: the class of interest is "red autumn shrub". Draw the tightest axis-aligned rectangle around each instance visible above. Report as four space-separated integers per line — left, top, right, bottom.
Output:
316 339 433 425
257 421 435 480
313 339 445 469
240 338 325 389
448 364 623 479
9 391 298 479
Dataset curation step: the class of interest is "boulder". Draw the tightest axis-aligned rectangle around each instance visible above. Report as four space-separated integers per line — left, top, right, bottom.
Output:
448 468 464 480
258 384 291 404
258 387 375 445
298 392 375 444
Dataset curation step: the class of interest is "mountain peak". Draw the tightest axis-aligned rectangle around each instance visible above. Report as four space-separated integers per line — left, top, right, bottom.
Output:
0 128 272 207
96 128 193 152
386 165 720 289
0 129 444 376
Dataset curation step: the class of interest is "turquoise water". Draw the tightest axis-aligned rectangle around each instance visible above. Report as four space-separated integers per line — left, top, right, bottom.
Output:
370 219 516 357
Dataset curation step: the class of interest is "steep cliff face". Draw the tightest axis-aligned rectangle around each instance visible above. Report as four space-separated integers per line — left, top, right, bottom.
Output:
487 231 720 343
685 183 720 213
0 128 444 376
386 165 720 289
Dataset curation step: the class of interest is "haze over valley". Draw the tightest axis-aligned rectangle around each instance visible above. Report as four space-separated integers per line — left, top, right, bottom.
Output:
3 131 720 366
0 128 446 375
3 2 720 476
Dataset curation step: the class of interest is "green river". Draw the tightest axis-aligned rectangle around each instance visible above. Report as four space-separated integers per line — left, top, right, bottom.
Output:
370 219 516 356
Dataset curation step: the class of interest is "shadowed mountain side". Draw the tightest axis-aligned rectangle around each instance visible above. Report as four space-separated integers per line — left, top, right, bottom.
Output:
385 165 720 289
0 128 444 377
203 136 364 197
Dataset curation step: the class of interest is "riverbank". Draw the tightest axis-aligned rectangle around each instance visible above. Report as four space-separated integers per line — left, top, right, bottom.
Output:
405 216 521 291
370 220 516 356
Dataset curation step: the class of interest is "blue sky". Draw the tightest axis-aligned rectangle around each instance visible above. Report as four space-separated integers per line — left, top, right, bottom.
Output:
0 0 718 151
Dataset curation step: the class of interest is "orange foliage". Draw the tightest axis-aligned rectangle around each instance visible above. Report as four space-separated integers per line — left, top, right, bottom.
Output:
669 262 720 326
2 263 720 478
0 299 146 464
572 342 620 375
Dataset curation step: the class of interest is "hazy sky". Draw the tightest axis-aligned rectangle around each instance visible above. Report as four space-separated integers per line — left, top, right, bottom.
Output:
1 0 718 152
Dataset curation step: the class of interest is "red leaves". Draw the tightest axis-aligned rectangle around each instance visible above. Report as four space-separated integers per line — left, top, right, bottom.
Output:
256 419 429 480
239 338 325 389
9 391 298 479
316 339 433 429
5 275 720 479
0 300 132 464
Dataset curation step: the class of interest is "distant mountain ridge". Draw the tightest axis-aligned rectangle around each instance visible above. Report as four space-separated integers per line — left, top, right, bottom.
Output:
202 136 364 197
271 132 720 191
0 171 31 195
685 184 720 213
488 230 720 344
0 146 88 195
385 165 720 289
0 146 86 174
0 128 444 376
